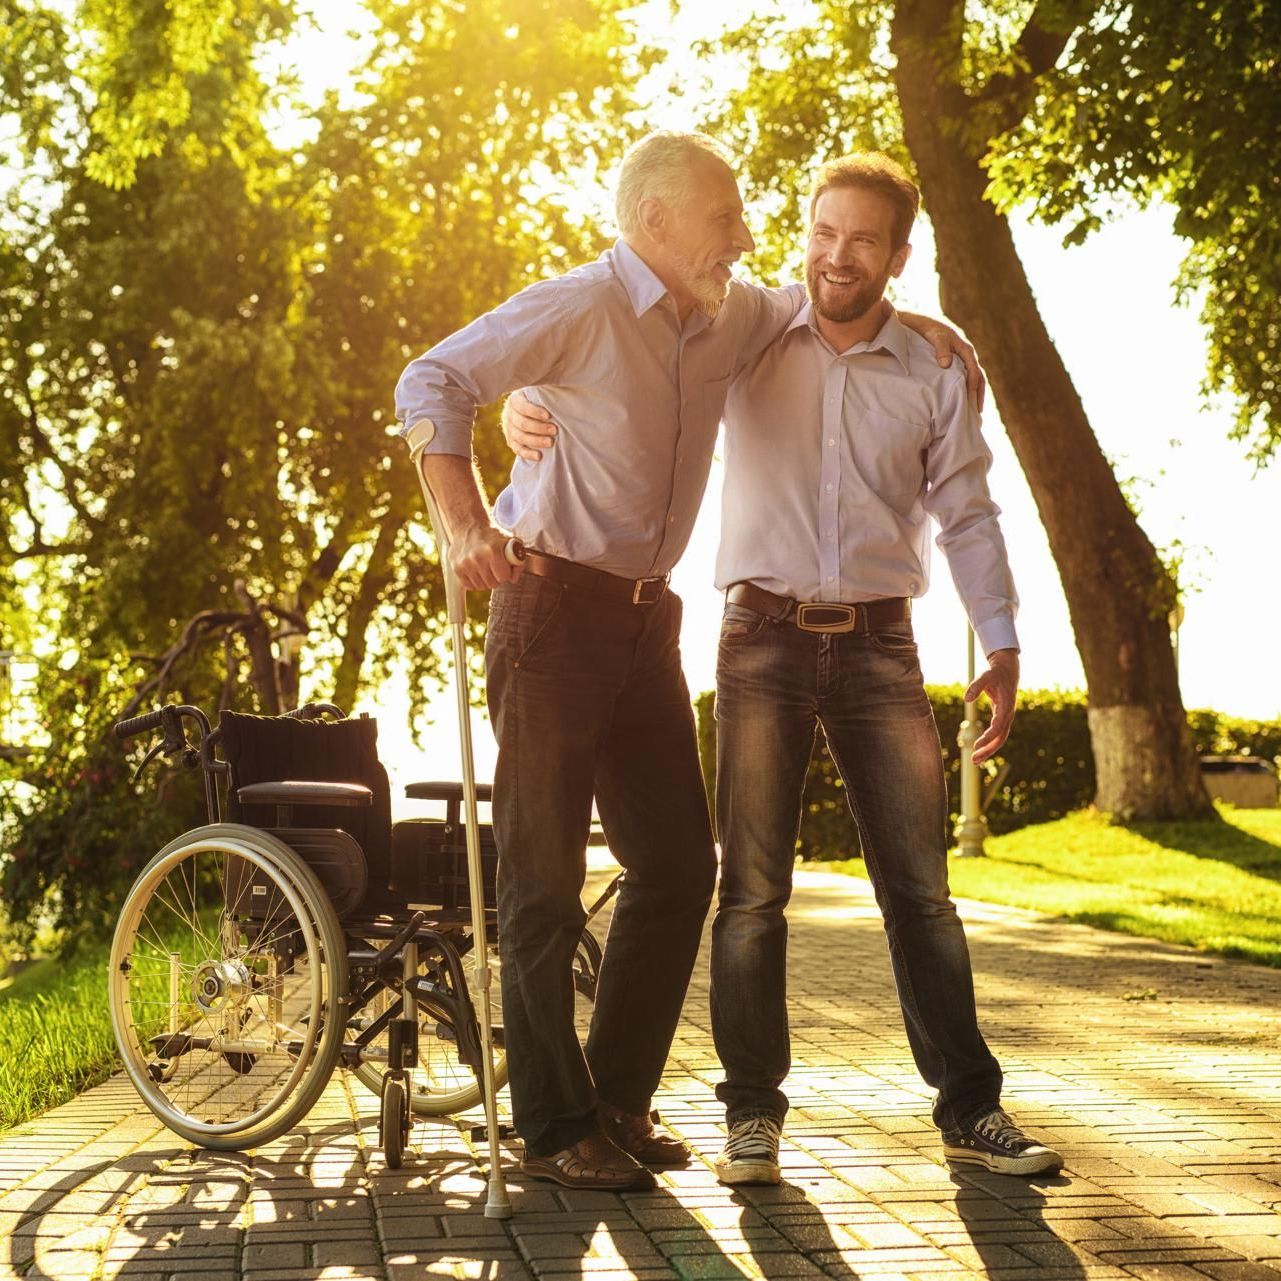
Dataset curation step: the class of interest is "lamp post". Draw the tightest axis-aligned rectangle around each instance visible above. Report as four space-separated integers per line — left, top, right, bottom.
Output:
954 626 988 858
1169 600 1185 682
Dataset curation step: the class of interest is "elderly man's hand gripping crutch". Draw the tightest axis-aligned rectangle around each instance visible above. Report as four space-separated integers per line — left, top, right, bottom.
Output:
405 419 524 1219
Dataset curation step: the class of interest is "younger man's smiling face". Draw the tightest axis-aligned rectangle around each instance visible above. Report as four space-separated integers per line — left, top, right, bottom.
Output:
805 185 910 323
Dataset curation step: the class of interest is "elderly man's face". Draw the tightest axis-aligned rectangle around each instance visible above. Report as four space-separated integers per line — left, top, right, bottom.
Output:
662 156 755 316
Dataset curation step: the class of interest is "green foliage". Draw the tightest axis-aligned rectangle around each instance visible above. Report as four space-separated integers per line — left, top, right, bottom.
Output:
831 807 1281 969
1 658 205 940
696 686 1281 861
1 0 640 934
984 0 1281 458
1187 709 1281 765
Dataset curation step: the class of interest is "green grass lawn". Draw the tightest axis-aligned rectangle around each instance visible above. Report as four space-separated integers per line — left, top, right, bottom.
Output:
0 934 118 1130
825 806 1281 967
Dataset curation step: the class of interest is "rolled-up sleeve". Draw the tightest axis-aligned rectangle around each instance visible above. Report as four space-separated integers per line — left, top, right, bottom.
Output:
924 371 1020 656
395 276 572 457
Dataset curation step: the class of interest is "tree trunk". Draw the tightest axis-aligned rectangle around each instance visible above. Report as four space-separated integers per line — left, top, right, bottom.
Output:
891 10 1212 820
233 580 281 715
332 518 400 714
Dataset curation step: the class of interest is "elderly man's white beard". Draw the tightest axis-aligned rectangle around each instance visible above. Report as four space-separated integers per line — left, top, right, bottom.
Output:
672 251 731 318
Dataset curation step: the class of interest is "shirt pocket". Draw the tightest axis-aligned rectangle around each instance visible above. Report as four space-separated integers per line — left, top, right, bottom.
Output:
849 408 931 506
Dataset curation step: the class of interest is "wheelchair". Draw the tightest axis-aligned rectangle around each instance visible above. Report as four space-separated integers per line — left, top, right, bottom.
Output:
107 699 614 1168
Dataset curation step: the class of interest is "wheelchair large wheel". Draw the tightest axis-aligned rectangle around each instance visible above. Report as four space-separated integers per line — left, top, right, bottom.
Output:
352 928 601 1117
109 824 348 1149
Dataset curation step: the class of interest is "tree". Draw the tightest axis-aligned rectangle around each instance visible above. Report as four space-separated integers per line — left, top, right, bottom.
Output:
0 0 639 935
712 0 1278 819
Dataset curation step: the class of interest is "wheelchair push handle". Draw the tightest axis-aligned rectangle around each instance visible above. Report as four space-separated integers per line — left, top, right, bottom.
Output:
113 708 167 741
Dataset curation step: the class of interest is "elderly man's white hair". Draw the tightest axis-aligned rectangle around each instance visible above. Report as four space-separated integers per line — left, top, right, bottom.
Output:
615 131 734 237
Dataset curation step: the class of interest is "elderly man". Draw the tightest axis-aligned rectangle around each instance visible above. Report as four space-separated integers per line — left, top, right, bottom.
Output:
396 131 978 1192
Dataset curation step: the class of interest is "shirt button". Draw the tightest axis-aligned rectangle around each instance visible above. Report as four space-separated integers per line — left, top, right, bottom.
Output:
668 516 675 524
827 438 836 448
825 483 833 492
827 575 835 583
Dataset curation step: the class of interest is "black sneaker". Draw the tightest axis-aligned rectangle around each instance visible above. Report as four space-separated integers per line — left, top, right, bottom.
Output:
943 1108 1063 1175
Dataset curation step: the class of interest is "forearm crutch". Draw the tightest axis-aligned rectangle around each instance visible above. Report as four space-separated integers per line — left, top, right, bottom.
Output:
407 422 521 1219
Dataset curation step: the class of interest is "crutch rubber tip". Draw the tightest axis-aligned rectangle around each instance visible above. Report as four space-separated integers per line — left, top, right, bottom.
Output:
470 1123 515 1141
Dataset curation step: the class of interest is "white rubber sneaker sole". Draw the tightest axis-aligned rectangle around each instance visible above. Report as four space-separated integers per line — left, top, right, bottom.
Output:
714 1155 782 1186
943 1144 1064 1176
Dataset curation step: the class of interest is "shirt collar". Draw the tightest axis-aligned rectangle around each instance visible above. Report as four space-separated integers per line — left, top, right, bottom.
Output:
609 239 669 316
786 300 912 373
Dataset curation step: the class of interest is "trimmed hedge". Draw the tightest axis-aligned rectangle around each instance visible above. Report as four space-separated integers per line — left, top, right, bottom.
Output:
693 687 1281 861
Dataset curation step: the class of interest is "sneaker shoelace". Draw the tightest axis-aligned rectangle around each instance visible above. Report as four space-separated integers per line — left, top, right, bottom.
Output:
974 1108 1032 1150
723 1115 781 1161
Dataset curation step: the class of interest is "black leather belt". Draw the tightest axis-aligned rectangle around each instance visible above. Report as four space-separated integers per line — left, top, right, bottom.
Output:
726 582 910 635
523 551 668 605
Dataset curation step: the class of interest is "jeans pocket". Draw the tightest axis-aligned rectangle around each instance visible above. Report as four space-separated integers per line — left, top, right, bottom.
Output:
513 581 567 667
719 603 767 643
868 625 918 657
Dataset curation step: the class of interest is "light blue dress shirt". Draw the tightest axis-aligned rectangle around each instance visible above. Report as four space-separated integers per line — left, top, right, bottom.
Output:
716 305 1019 656
396 240 803 579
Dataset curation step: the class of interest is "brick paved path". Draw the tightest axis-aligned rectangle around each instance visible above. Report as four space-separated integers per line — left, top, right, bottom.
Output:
4 867 1280 1280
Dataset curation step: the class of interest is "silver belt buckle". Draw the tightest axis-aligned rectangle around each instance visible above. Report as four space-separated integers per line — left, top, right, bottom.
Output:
632 576 666 605
795 602 858 634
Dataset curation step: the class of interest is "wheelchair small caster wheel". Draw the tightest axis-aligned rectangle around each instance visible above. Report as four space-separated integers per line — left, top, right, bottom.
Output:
380 1073 411 1168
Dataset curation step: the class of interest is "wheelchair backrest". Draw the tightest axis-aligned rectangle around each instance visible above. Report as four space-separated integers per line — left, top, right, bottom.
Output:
219 710 395 916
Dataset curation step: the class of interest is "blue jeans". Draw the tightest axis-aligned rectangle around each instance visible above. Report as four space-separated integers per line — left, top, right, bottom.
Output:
486 575 717 1157
710 603 1002 1136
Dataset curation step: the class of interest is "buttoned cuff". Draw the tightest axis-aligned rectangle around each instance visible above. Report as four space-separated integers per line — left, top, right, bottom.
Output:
976 615 1019 658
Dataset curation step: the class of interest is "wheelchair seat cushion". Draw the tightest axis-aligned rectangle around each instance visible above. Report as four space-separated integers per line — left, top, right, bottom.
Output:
219 710 394 914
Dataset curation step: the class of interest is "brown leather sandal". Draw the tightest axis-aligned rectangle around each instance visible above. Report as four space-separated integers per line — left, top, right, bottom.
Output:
599 1104 692 1167
519 1130 656 1191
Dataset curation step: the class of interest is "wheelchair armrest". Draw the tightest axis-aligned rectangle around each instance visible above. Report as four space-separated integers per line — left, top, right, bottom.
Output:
404 780 494 803
237 781 373 808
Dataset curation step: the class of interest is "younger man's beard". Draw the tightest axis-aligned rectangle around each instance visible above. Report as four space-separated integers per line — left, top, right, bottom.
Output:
805 258 892 323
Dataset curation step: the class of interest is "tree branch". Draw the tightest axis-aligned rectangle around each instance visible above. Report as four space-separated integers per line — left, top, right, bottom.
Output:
971 0 1089 133
9 539 91 560
15 345 99 529
332 518 401 712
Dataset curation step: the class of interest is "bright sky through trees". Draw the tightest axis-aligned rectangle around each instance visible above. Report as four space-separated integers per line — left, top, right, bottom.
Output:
273 1 1281 787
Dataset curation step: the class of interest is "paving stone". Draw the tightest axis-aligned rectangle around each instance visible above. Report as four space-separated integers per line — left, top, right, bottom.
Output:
7 867 1281 1280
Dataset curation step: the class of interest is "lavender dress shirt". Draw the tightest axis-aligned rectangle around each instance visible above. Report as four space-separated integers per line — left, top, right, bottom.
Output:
396 239 803 579
716 305 1019 656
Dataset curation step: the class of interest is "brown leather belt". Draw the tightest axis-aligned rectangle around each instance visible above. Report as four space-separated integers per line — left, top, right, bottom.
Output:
523 551 668 605
726 582 910 635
